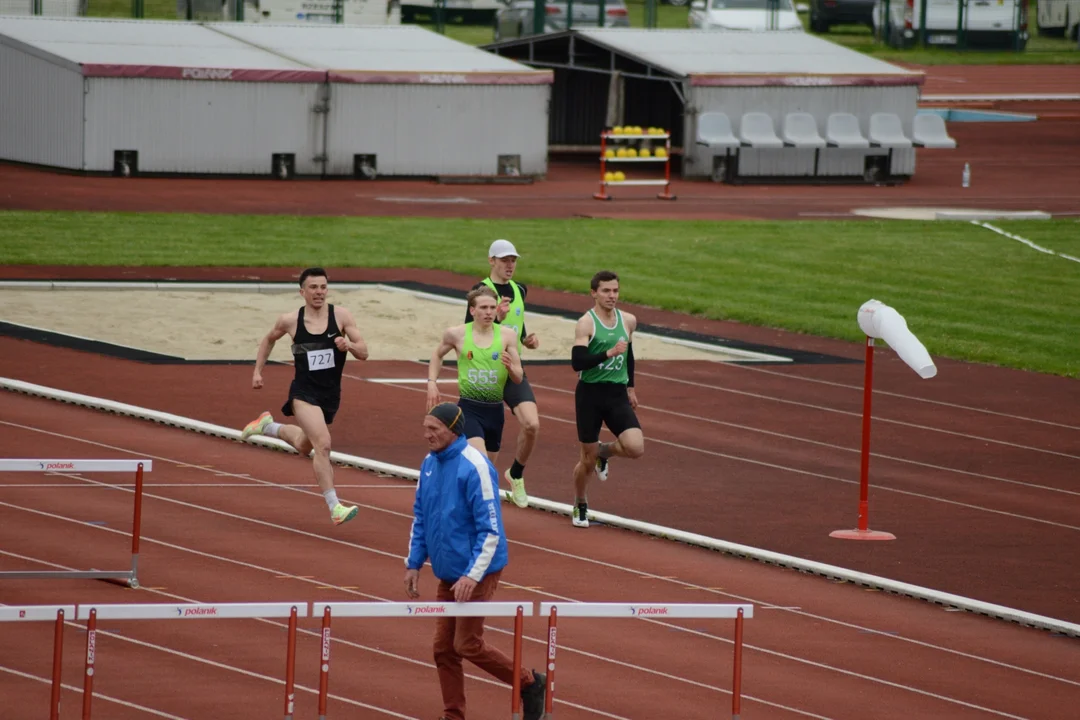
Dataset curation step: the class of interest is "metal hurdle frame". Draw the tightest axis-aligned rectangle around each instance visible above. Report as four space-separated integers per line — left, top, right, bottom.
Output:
538 602 753 720
75 602 306 720
0 605 76 720
311 601 533 720
0 459 152 588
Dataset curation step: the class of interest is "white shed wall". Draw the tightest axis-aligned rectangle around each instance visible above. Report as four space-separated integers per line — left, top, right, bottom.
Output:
683 84 920 178
0 42 84 169
326 83 549 176
83 78 324 174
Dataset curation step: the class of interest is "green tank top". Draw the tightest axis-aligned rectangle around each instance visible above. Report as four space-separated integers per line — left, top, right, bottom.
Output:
483 277 525 352
458 322 508 403
580 309 629 385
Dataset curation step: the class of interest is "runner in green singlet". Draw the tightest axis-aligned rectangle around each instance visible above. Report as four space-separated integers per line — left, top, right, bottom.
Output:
568 270 645 528
464 239 541 509
428 286 524 464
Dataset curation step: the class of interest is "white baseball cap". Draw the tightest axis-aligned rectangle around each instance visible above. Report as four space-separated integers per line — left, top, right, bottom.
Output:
489 239 520 259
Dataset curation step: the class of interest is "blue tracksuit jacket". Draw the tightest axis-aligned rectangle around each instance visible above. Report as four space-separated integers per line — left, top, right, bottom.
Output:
405 434 509 583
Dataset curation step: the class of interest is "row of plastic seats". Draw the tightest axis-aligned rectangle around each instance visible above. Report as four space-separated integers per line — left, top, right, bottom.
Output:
697 111 957 151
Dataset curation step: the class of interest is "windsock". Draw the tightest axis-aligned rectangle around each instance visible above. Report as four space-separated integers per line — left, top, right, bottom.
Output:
857 300 937 379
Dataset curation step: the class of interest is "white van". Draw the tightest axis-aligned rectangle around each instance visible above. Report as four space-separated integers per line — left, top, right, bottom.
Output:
873 0 1028 49
399 0 501 25
1037 0 1080 40
245 0 398 23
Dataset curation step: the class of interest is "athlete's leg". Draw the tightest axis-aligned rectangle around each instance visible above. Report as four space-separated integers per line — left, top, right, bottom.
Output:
290 400 356 525
510 401 540 468
573 442 599 501
290 399 334 492
242 411 313 455
601 428 644 460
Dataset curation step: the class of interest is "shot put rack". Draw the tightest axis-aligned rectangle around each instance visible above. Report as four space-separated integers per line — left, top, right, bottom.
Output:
594 130 676 201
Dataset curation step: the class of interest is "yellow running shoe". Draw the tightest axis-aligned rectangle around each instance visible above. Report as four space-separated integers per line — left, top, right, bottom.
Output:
331 502 359 526
504 469 529 509
241 411 273 441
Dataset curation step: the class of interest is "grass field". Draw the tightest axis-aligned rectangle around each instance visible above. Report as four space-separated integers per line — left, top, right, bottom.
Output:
3 211 1077 378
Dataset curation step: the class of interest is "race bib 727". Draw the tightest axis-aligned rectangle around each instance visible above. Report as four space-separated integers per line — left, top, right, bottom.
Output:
306 348 335 371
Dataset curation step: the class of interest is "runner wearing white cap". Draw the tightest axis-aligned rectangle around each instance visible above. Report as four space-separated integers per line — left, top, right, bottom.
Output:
461 239 541 509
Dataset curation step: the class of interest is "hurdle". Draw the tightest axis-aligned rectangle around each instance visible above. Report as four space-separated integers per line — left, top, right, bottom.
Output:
0 604 76 720
538 602 753 720
75 602 307 720
0 459 152 588
311 601 533 720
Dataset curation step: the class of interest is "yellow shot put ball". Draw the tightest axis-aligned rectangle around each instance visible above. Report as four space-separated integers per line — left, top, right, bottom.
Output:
639 147 651 158
604 171 615 182
613 171 626 182
615 148 628 158
655 147 668 158
626 148 638 158
604 149 615 158
612 126 624 135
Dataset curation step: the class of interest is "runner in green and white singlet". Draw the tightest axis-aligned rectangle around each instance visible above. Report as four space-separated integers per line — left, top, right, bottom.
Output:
568 270 645 529
464 239 542 509
579 308 630 385
458 322 509 403
428 286 524 465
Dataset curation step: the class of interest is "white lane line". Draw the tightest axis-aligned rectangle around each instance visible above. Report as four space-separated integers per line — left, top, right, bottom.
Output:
362 382 1080 531
632 372 1080 461
4 450 1076 708
695 363 1080 431
0 483 409 489
523 379 1079 497
3 419 1077 695
0 666 190 719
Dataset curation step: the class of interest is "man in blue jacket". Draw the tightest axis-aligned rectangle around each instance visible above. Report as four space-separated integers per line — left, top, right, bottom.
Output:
405 402 546 720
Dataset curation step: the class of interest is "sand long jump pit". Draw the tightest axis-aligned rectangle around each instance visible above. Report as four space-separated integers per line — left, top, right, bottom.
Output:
0 282 791 366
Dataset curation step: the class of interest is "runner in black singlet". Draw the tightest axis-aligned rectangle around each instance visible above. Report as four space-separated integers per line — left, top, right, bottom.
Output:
241 267 370 527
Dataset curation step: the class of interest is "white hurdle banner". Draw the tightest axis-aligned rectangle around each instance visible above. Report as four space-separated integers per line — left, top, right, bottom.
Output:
0 458 152 588
74 602 308 720
312 601 533 720
537 603 753 720
0 604 74 720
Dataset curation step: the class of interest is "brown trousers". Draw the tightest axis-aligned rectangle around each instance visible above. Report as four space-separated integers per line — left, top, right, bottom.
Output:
433 571 534 720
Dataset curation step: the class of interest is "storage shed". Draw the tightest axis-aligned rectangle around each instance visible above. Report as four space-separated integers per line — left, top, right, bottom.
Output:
0 17 551 177
485 29 926 182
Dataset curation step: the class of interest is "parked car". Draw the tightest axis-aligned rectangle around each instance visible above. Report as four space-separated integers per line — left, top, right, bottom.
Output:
687 0 804 31
808 0 876 32
873 0 1027 49
493 0 631 40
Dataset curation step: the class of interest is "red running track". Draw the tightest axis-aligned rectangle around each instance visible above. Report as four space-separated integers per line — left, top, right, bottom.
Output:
2 389 1080 720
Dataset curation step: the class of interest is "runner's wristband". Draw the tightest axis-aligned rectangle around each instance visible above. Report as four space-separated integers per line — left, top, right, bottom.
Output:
571 345 608 372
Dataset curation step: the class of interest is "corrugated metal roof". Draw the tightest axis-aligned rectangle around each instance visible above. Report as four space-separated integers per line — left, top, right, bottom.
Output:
0 17 311 70
575 29 921 78
210 23 535 73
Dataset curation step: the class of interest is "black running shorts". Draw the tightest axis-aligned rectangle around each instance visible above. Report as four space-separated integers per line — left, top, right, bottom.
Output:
283 381 341 425
503 374 537 410
459 397 506 453
574 380 640 444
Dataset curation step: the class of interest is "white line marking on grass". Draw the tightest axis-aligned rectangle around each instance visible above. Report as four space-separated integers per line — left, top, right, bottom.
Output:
974 222 1080 264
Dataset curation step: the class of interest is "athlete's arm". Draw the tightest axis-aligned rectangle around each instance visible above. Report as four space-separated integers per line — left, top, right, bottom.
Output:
570 314 609 372
335 307 370 361
427 326 463 408
252 313 292 389
500 327 524 384
623 313 638 406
